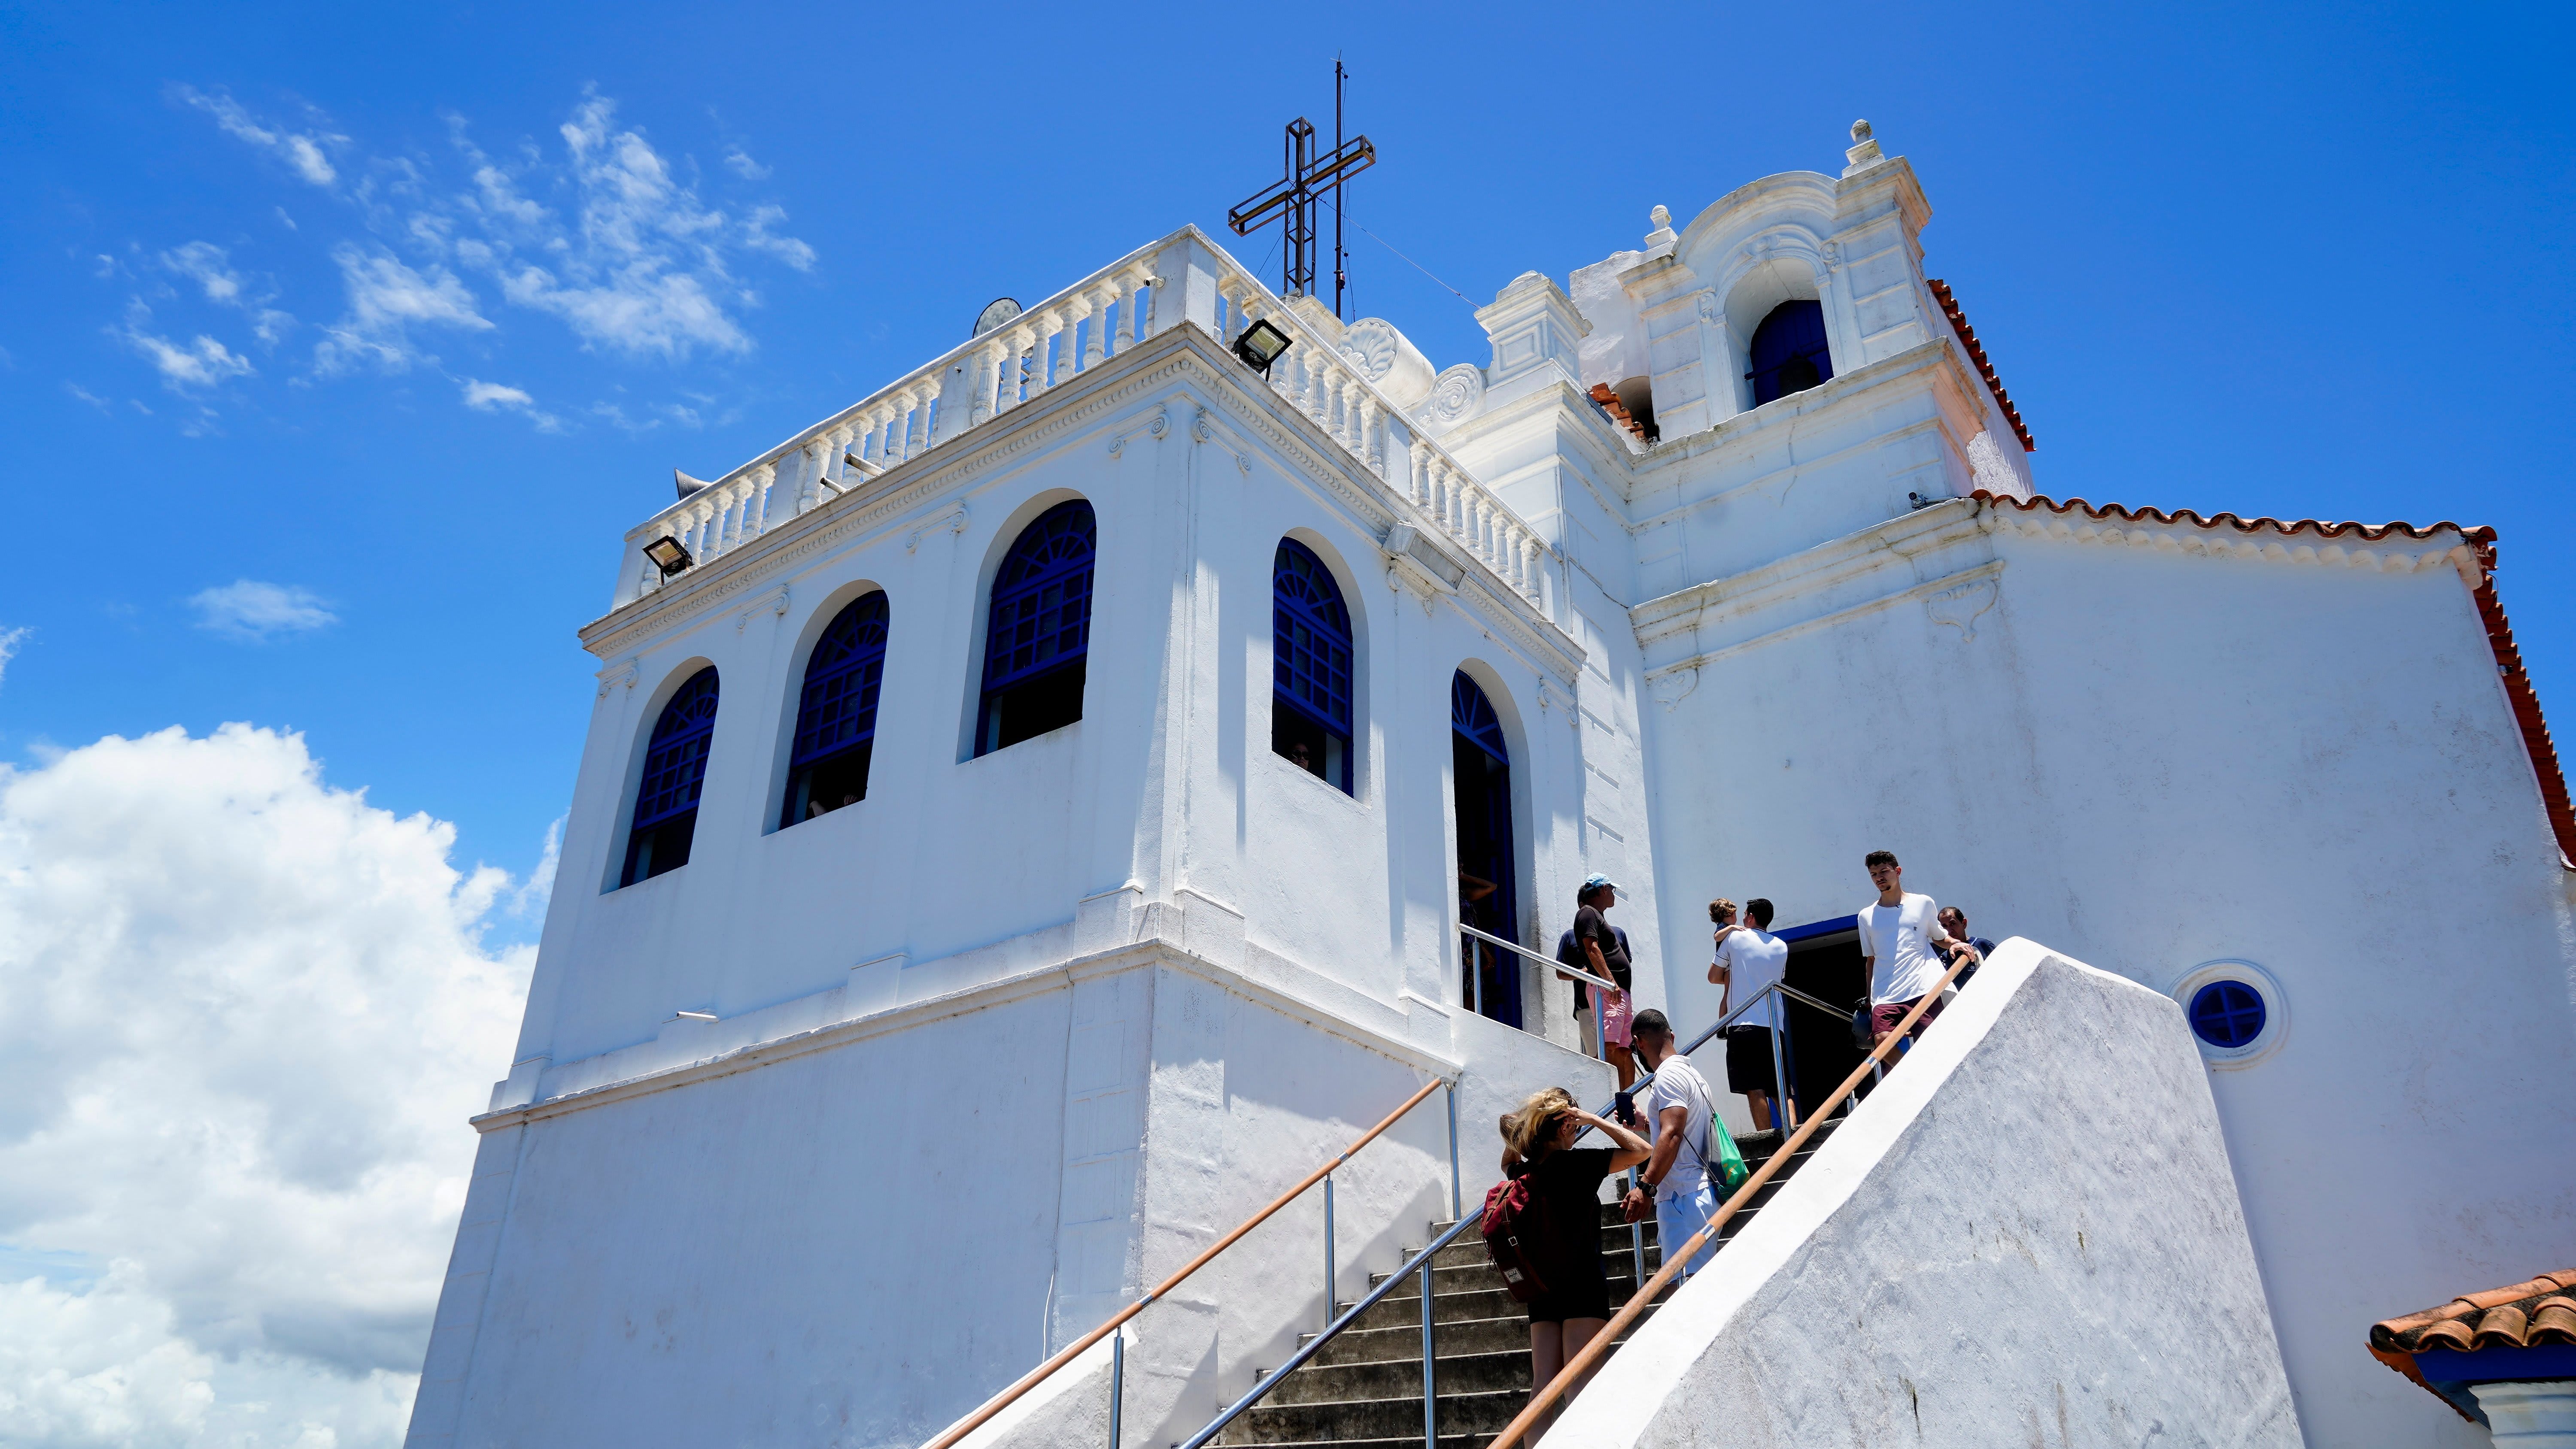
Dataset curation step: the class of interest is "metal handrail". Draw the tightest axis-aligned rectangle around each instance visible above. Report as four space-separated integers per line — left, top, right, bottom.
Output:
1172 976 1850 1449
921 1074 1458 1449
1484 949 1982 1449
1456 922 1618 994
1177 1213 1483 1449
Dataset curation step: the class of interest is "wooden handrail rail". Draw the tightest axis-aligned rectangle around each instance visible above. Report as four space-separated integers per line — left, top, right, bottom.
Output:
920 1073 1450 1449
1485 951 1981 1449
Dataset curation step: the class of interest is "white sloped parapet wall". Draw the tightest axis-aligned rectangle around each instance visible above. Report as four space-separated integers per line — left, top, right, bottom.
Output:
1555 938 2303 1448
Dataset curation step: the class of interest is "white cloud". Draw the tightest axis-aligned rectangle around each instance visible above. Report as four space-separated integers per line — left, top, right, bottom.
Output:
160 242 294 345
175 87 342 186
313 245 489 375
0 724 535 1447
450 92 810 359
459 378 561 432
721 145 770 180
460 378 531 409
116 306 254 392
65 384 111 412
0 627 25 689
186 581 337 641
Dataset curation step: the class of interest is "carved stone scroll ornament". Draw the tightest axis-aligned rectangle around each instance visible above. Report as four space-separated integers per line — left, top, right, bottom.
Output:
905 504 969 552
1421 363 1486 432
1339 318 1400 382
1106 404 1169 458
1926 576 1999 642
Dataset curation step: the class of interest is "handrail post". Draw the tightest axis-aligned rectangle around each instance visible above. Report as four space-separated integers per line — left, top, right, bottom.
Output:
1768 986 1797 1133
1627 1167 1646 1286
1109 1326 1124 1449
1419 1251 1437 1448
1445 1082 1461 1223
1323 1173 1337 1333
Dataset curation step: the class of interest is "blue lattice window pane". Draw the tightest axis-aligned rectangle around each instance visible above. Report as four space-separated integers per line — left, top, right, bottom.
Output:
633 668 720 830
1451 671 1508 765
792 592 891 768
2189 980 2267 1049
1748 300 1835 406
984 502 1097 693
1272 541 1353 734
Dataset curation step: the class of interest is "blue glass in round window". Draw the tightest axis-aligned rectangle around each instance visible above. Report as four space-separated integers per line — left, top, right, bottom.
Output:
2188 980 2267 1049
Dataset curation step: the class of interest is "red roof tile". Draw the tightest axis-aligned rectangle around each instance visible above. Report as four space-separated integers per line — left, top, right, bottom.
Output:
1926 278 2034 452
2367 1271 2576 1420
1976 490 2576 870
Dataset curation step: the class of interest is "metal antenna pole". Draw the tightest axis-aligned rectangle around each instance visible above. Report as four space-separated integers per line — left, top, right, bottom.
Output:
1334 58 1348 318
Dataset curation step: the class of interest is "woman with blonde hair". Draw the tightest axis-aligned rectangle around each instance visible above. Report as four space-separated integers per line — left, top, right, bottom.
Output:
1497 1085 1651 1425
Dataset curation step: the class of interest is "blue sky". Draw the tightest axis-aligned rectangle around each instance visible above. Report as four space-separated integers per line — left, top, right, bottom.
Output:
3 0 2570 932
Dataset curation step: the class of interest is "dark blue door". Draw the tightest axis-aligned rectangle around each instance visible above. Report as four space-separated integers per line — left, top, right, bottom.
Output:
1452 672 1521 1028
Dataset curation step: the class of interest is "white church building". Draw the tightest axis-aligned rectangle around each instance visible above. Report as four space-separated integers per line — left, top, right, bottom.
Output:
404 124 2576 1449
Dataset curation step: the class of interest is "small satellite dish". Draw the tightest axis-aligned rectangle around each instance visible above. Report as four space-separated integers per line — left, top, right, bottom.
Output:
972 297 1022 336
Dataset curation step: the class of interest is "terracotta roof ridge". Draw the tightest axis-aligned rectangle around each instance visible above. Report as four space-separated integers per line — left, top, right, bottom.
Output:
1970 488 2495 545
1924 278 2035 452
2369 1270 2576 1349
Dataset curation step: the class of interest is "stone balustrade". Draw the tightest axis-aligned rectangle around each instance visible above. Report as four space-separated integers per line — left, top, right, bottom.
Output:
1203 256 1548 605
613 227 1549 614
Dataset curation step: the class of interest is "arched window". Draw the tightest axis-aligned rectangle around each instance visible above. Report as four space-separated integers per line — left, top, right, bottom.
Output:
1452 671 1520 1029
1747 299 1835 406
623 667 719 886
782 591 890 827
1273 539 1354 793
977 500 1096 755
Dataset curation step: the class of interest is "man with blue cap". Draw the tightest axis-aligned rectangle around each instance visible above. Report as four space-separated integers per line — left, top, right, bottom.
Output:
1562 873 1637 1091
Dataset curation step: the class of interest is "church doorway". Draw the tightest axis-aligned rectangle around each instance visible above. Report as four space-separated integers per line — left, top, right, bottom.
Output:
1775 915 1870 1108
1451 672 1522 1029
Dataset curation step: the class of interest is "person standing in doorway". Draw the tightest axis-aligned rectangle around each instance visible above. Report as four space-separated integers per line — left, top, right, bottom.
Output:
1859 850 1978 1056
1620 1010 1722 1281
1710 898 1797 1130
1568 874 1637 1091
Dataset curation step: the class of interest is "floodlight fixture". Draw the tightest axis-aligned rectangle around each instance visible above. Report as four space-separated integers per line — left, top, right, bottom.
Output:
644 535 695 578
1233 319 1294 375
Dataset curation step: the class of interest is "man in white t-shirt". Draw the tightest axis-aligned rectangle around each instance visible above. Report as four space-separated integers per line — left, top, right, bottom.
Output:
1859 849 1978 1056
1619 1010 1720 1279
1709 897 1796 1130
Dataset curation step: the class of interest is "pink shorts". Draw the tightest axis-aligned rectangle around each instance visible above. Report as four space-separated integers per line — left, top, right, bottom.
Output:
1598 987 1634 1047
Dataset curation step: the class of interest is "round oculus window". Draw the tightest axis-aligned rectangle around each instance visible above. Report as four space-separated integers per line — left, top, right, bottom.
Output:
2188 979 2267 1049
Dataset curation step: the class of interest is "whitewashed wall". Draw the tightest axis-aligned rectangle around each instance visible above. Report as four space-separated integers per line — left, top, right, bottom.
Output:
1628 499 2576 1448
1556 940 2303 1448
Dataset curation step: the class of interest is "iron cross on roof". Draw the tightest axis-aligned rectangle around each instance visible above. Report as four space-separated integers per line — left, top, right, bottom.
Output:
1227 64 1374 317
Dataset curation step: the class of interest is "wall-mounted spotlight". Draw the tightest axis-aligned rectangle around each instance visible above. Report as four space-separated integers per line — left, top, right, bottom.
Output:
1232 318 1294 375
644 535 695 578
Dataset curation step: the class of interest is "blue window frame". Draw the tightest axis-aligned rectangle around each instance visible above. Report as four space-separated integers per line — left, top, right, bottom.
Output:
2188 979 2267 1049
1451 671 1521 1029
1272 538 1354 792
977 500 1096 755
623 667 719 886
1747 299 1835 406
783 591 890 827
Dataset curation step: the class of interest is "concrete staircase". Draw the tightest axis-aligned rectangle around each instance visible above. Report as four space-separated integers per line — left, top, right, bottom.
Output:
1217 1122 1840 1448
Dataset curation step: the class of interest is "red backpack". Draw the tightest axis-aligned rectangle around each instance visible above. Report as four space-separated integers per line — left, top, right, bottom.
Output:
1480 1167 1562 1303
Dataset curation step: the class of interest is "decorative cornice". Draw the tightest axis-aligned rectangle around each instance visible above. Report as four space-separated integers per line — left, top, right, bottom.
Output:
472 934 1462 1134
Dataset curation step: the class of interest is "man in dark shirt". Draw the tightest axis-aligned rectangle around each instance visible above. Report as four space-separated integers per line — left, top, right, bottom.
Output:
1565 873 1637 1091
1937 906 1998 988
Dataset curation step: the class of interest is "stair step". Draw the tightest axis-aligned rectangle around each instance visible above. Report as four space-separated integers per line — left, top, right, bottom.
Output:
1216 1119 1844 1446
1223 1386 1529 1443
